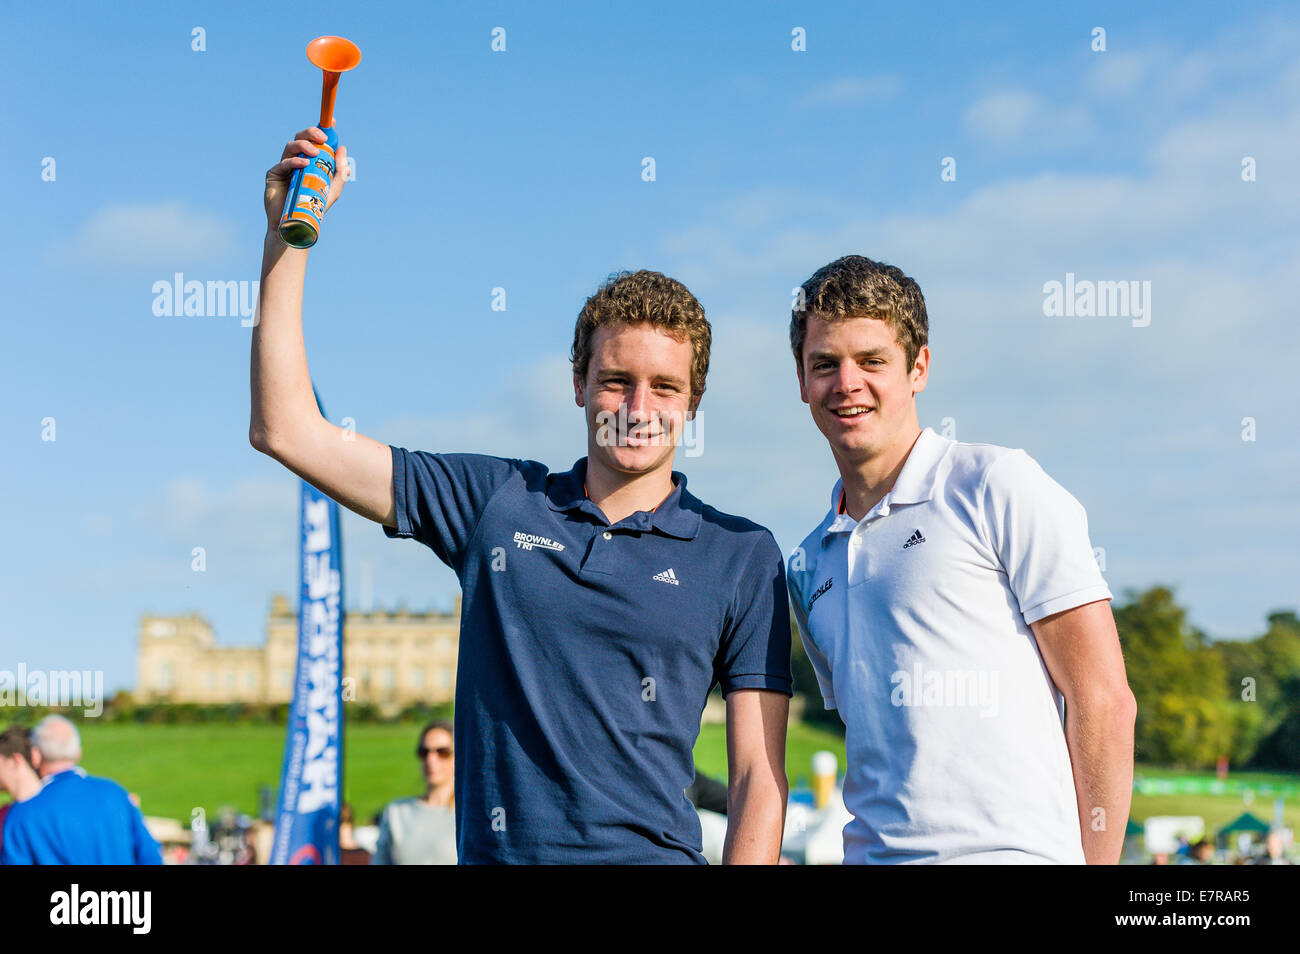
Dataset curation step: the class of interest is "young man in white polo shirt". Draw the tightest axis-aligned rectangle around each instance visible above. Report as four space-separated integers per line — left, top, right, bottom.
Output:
786 255 1136 864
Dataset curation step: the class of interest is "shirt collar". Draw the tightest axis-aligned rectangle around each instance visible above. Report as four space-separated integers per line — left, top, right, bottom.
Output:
820 427 948 539
889 427 948 505
40 766 86 789
546 458 701 540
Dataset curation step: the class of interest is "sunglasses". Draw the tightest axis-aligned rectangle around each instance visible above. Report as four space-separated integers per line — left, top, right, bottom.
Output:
418 746 453 759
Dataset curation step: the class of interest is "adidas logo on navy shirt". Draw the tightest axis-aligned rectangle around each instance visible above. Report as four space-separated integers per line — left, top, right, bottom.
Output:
903 529 926 549
652 568 680 585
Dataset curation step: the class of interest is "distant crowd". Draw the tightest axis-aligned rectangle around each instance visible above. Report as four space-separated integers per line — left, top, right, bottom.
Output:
0 716 161 864
0 717 461 866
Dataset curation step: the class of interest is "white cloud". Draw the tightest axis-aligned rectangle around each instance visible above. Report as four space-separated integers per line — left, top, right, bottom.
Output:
962 89 1095 147
801 75 902 108
1085 51 1149 96
963 89 1043 142
56 200 238 269
137 474 296 553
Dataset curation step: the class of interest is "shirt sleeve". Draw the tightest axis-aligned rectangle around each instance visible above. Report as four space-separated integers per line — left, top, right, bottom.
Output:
788 567 837 710
979 449 1112 626
383 448 523 574
713 531 794 696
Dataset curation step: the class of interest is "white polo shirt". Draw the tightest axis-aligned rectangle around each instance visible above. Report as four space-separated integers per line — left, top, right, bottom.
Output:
787 427 1112 864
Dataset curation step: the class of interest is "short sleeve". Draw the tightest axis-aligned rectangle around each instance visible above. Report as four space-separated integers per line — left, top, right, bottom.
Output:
980 450 1112 626
788 568 836 709
383 448 523 574
713 532 794 696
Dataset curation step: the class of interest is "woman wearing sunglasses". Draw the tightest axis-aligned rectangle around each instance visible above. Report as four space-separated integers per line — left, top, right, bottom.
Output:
372 721 456 865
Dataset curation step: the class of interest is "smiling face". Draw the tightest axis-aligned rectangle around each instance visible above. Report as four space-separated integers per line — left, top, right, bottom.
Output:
575 322 698 481
797 313 929 469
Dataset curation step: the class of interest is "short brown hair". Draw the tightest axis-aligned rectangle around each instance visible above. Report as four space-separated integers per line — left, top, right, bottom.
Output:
0 725 33 767
791 255 928 371
571 270 711 405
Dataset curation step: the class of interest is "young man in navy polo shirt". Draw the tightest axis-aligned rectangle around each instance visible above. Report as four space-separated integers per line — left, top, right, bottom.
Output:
785 255 1136 864
251 130 792 863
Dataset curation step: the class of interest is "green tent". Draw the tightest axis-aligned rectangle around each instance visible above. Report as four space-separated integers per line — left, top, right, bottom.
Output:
1218 812 1270 835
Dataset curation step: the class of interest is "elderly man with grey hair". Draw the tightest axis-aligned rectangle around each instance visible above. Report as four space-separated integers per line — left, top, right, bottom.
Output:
0 715 161 865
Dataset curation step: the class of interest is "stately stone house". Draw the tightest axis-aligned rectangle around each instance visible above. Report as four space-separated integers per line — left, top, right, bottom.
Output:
136 594 460 706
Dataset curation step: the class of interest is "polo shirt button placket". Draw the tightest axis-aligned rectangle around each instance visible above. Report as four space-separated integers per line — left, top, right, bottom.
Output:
851 515 881 586
848 527 866 585
602 531 612 541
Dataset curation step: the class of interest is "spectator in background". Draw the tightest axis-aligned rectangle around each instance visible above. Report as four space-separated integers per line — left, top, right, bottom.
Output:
0 725 42 862
1254 831 1292 865
1184 839 1216 865
372 720 456 865
0 714 162 865
339 802 371 865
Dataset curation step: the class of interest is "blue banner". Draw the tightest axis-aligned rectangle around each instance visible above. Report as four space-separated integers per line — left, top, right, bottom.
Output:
270 392 344 865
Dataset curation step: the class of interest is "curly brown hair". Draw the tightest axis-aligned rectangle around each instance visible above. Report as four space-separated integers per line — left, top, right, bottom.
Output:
571 270 711 405
791 255 928 372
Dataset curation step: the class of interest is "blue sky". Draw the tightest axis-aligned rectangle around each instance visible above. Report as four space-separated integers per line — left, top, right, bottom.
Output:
3 1 1298 692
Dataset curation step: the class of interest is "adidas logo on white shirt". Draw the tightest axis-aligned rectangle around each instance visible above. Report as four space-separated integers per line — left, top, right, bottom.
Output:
903 529 926 549
652 568 680 586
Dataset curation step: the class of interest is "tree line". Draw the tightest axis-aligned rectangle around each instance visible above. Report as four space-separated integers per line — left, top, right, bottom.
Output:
792 586 1300 772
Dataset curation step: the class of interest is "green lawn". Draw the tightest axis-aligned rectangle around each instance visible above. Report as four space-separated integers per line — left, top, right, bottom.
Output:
59 721 848 825
25 722 1298 837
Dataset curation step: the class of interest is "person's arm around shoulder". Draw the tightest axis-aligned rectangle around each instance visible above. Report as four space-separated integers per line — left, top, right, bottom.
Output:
249 127 396 528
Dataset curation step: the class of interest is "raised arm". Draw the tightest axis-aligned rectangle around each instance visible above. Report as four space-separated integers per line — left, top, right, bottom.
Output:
250 127 396 527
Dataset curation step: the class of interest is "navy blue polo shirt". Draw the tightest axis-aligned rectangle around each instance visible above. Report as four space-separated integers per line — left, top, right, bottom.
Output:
382 448 792 864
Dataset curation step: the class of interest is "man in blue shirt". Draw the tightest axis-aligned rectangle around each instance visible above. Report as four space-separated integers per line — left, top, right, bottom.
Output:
0 716 162 865
252 132 792 863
